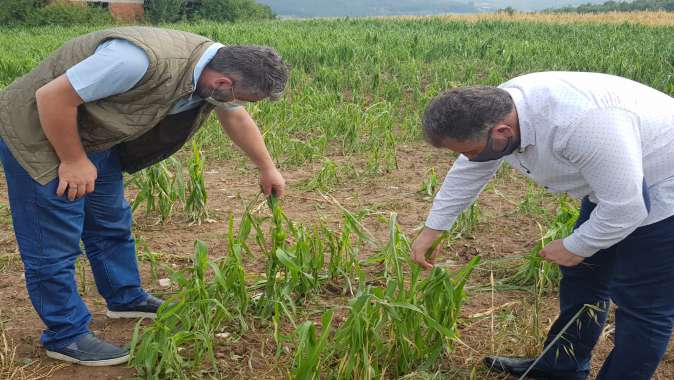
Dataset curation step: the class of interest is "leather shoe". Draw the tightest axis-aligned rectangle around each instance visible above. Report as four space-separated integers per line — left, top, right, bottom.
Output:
483 356 556 379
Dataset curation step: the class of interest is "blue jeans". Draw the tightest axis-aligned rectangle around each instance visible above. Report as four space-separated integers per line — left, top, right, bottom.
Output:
538 197 674 380
0 139 147 350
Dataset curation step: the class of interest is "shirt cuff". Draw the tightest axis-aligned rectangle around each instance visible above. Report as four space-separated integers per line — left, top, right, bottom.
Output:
562 234 599 258
425 213 456 231
65 70 90 102
219 104 243 111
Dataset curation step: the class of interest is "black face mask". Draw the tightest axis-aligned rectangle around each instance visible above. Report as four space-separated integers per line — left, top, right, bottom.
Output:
469 127 520 162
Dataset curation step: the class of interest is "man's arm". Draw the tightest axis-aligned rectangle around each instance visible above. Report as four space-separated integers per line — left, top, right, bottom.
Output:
215 107 285 197
411 155 501 268
36 39 149 200
560 108 649 257
35 75 94 201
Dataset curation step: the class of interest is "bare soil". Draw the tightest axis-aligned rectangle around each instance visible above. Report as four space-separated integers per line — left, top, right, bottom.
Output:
1 142 673 379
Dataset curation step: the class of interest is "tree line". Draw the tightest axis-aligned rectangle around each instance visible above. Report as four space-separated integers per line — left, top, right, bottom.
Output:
0 0 275 27
552 0 674 13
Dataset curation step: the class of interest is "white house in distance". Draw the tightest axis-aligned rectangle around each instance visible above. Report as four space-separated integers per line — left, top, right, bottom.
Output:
63 0 145 21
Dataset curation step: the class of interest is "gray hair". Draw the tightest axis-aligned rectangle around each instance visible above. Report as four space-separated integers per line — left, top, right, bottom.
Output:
422 86 514 147
207 45 290 101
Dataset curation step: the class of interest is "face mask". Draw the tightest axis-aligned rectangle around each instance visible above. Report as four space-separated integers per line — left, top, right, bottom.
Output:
470 127 520 162
204 85 248 108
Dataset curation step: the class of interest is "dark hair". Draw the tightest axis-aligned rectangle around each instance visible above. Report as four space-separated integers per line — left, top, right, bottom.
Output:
206 45 290 101
422 86 514 147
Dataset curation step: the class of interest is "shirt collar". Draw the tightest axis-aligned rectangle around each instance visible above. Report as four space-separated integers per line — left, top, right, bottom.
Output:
503 87 536 153
192 42 225 93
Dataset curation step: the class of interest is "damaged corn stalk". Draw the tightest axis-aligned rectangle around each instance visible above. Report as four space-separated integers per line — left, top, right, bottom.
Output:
185 141 209 224
130 157 185 223
302 158 339 192
129 241 233 379
130 201 478 379
130 212 255 379
252 196 334 352
291 213 480 379
507 196 579 292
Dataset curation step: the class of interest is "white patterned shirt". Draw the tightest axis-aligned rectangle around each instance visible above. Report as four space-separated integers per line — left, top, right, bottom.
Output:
426 72 674 257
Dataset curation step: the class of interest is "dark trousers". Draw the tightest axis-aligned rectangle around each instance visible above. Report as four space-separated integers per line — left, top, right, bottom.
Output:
538 197 674 380
0 139 147 350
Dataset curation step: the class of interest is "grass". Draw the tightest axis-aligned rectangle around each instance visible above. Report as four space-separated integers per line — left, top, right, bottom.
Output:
0 317 20 380
0 203 11 225
0 314 65 380
0 253 19 273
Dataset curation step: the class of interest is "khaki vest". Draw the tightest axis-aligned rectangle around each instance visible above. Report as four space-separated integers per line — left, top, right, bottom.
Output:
0 26 216 185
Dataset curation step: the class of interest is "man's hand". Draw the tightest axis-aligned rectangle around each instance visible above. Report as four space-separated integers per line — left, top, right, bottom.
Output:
260 166 286 197
540 239 584 267
411 227 444 269
57 157 97 201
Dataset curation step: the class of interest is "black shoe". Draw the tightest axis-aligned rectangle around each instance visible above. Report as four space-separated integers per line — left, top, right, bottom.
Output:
483 356 553 379
106 294 164 319
46 333 129 366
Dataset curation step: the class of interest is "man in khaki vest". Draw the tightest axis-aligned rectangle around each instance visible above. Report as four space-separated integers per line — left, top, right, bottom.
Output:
0 26 289 366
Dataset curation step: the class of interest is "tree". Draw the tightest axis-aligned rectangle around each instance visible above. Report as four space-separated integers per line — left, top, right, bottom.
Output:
199 0 275 22
144 0 187 23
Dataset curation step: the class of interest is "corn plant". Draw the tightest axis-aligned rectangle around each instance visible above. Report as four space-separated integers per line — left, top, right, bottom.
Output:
379 213 409 286
129 240 247 379
419 260 479 361
327 258 481 378
303 159 339 192
251 196 329 352
220 215 252 330
322 220 362 294
185 141 208 224
366 128 398 175
130 157 185 223
136 236 160 283
507 196 579 292
278 224 325 298
333 285 386 380
418 167 439 198
518 181 549 218
289 214 480 379
253 195 290 319
291 310 335 380
450 202 482 241
378 215 478 375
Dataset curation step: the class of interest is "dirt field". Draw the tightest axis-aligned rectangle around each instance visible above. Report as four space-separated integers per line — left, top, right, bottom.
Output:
0 142 672 379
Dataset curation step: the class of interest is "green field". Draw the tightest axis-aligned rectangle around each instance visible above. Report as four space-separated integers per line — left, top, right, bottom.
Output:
2 19 674 171
1 16 674 380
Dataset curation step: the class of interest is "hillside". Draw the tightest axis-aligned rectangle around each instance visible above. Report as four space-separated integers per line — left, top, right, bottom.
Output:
553 0 674 12
255 0 612 17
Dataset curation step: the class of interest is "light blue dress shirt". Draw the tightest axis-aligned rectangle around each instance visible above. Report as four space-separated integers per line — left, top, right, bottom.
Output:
66 39 238 114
